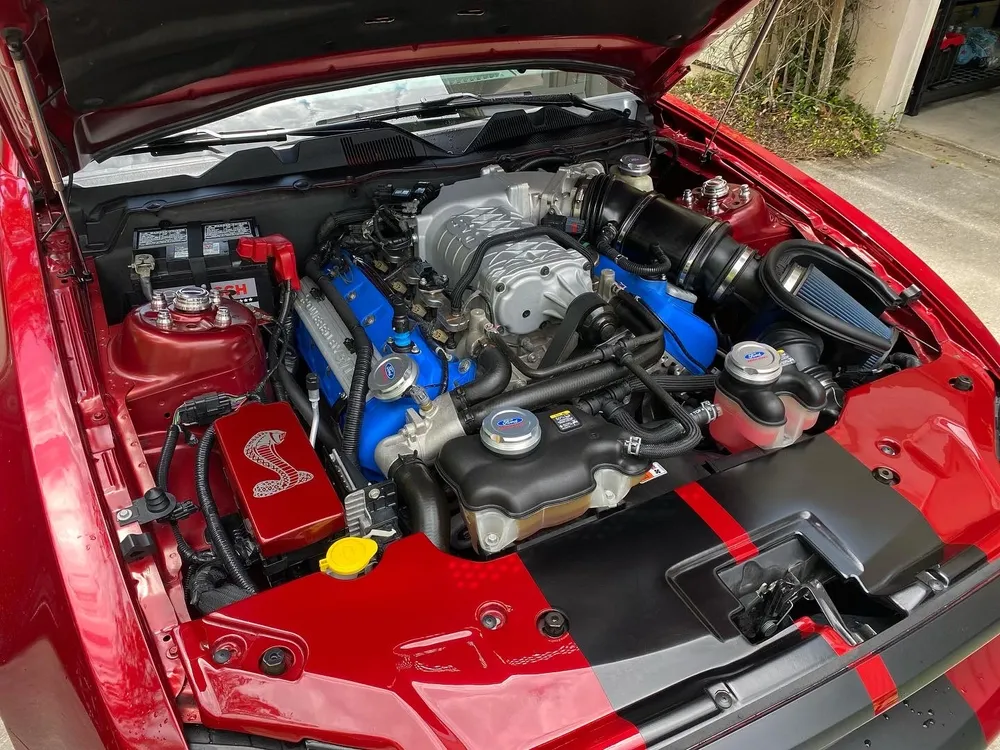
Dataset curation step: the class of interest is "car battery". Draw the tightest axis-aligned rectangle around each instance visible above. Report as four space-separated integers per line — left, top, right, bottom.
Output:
131 219 275 312
213 401 345 557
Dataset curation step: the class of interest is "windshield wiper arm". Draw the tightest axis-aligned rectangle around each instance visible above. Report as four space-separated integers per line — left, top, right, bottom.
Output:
123 128 292 155
310 92 618 128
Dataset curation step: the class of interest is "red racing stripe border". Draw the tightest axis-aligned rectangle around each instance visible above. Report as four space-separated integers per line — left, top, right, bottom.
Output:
675 482 759 562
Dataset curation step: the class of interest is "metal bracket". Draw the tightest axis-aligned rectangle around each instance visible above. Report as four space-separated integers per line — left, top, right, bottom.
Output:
115 488 178 527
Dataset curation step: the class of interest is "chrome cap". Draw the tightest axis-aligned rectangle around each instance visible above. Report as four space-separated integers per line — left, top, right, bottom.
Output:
368 354 419 401
172 286 212 312
618 154 652 177
480 407 542 457
701 175 730 199
725 342 782 385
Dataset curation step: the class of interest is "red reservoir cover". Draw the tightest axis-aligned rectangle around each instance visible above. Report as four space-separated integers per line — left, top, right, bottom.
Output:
214 401 344 557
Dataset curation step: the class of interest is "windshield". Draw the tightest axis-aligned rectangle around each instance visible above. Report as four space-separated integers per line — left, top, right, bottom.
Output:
75 70 625 186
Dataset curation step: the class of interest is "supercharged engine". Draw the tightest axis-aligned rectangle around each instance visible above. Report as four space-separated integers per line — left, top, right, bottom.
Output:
103 154 923 615
287 157 908 555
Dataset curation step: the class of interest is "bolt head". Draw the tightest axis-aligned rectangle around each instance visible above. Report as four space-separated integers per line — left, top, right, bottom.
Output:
952 375 974 391
116 508 133 522
346 291 357 301
714 691 734 709
458 359 472 374
483 532 500 548
259 647 290 676
539 610 569 638
368 487 382 500
495 283 506 293
481 613 500 630
363 315 375 326
212 647 233 665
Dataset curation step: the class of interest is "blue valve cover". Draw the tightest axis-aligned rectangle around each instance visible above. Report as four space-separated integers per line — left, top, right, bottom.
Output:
295 260 476 478
595 257 717 373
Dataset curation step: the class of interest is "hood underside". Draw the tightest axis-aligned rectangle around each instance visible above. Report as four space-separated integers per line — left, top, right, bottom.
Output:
0 0 752 171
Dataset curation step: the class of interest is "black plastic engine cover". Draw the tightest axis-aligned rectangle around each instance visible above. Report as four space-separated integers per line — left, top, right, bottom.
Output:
437 406 648 518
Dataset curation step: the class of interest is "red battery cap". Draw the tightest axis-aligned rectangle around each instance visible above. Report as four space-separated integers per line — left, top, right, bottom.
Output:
213 401 344 557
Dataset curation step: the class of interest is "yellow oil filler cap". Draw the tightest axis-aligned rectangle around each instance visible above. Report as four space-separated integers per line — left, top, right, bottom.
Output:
320 537 378 579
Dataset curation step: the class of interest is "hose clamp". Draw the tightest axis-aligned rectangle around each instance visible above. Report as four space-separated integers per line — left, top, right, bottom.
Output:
712 245 755 302
624 436 642 456
616 191 660 249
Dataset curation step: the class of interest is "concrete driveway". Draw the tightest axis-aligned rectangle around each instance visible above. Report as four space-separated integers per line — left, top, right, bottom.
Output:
1 133 999 750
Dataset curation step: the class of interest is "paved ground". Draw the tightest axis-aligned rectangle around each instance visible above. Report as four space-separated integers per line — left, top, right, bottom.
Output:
902 89 1000 162
798 131 1000 338
1 128 998 750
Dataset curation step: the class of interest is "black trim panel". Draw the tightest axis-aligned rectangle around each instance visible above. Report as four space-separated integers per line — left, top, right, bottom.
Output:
828 675 984 750
702 435 944 595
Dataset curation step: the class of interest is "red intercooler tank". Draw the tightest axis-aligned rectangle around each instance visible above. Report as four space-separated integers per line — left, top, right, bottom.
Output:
214 401 345 557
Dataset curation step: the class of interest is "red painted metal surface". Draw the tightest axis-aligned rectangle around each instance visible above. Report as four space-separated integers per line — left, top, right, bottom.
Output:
794 619 898 714
828 348 1000 555
215 401 345 557
0 146 186 747
947 634 1000 742
679 183 794 250
108 297 265 436
675 482 759 563
175 533 644 749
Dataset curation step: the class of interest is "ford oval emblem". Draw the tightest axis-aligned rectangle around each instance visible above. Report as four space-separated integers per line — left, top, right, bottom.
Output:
383 361 396 380
743 350 767 362
496 416 524 429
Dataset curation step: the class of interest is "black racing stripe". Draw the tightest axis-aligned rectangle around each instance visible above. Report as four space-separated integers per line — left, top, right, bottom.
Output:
827 675 985 750
519 465 762 710
700 434 944 595
881 571 1000 700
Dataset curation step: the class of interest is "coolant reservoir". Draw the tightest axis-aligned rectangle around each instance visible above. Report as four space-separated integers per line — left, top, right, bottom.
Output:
710 342 826 453
611 154 654 192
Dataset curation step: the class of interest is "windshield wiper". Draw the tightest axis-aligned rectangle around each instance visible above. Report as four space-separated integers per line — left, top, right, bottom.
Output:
311 92 619 127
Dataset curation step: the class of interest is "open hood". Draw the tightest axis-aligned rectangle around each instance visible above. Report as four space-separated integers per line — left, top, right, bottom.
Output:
0 0 753 176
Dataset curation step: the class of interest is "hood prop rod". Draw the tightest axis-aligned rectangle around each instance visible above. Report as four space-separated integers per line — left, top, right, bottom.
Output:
4 30 89 281
702 0 784 162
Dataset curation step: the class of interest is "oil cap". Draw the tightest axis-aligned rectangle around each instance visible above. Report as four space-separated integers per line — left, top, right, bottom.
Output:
368 354 419 401
725 342 782 385
481 407 542 457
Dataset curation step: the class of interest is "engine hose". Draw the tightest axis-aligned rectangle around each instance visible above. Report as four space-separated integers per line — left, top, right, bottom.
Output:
184 563 250 615
460 337 663 432
617 353 703 458
157 424 215 565
451 345 512 409
889 352 921 369
449 226 599 313
759 240 899 354
195 425 257 594
625 374 718 392
596 224 673 278
305 256 372 463
389 456 450 551
604 402 687 443
269 283 294 401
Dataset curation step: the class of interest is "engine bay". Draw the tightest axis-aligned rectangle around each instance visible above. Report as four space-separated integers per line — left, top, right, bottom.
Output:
89 142 934 647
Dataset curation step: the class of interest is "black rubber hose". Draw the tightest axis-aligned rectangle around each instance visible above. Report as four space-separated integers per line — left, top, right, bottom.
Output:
618 353 703 458
596 224 673 278
604 402 687 443
185 563 250 615
195 425 257 594
157 424 215 565
460 338 663 432
268 283 294 401
759 240 899 354
449 226 599 313
624 374 718 392
305 256 372 463
451 345 513 409
389 456 450 552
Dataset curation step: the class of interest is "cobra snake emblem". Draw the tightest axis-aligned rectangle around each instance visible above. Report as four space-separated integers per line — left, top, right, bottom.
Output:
244 430 314 498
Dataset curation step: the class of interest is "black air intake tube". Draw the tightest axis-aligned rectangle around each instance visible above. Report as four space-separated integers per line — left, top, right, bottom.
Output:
450 345 512 409
580 175 762 306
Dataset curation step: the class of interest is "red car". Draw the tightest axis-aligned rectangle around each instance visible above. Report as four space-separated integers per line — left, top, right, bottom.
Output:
2 1 1000 748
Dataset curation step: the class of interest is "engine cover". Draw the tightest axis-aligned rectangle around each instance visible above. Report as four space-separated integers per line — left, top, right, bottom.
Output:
214 401 345 556
416 173 592 334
